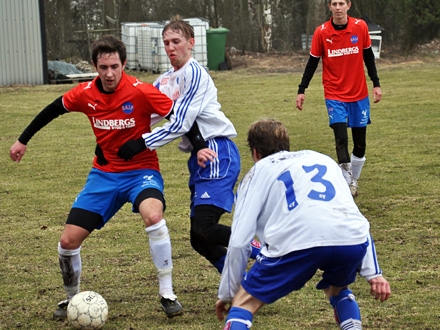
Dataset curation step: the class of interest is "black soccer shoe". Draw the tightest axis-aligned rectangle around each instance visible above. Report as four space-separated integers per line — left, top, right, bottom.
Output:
160 296 184 318
53 299 69 320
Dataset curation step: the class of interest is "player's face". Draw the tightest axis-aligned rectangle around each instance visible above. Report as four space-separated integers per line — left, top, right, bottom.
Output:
163 29 195 71
328 0 351 24
94 52 126 92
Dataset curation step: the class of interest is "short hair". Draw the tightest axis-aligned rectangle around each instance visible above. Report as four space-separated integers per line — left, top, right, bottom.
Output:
247 118 290 159
162 15 194 40
91 35 126 67
328 0 350 4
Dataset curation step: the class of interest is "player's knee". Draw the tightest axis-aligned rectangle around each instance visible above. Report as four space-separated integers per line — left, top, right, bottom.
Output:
145 219 168 239
59 233 83 250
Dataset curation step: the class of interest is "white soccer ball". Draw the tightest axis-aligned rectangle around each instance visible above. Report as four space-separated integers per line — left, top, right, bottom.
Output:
67 291 108 329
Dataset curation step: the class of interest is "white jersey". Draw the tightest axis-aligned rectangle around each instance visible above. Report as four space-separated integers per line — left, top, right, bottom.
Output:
218 150 381 302
143 57 237 152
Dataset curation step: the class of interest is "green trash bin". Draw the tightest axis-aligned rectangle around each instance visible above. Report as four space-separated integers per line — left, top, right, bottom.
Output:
206 28 230 71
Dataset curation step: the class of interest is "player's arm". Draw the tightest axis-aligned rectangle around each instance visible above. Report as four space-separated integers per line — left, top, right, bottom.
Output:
296 55 320 110
10 96 68 163
218 168 260 303
117 110 216 165
363 47 382 103
359 233 391 302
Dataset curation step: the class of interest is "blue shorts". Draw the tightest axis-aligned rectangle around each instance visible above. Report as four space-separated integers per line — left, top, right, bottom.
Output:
72 168 164 229
325 96 371 127
241 242 368 304
187 137 240 217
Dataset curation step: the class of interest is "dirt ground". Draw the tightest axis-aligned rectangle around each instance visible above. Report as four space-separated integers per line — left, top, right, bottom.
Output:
227 39 440 73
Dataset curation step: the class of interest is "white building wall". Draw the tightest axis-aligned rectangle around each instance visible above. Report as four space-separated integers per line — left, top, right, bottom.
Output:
0 0 47 85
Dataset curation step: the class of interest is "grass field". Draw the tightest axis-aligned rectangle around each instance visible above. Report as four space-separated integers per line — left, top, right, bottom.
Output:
1 59 439 329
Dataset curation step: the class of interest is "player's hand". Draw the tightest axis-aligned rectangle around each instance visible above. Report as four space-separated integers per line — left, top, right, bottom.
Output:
10 140 27 163
215 299 230 321
197 148 217 168
117 137 147 161
368 276 391 302
95 144 108 166
373 87 382 103
296 94 305 110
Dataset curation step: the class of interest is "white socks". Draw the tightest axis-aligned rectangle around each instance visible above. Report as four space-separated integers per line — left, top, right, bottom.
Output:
145 219 176 299
58 243 82 300
351 154 366 181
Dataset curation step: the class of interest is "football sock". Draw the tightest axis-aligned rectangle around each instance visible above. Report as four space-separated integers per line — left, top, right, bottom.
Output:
145 219 175 299
214 255 226 274
339 163 353 185
330 289 362 330
224 307 253 329
58 243 81 300
351 154 366 181
250 239 262 259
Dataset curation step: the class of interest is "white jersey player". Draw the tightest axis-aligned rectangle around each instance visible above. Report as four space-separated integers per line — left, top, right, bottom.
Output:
215 119 391 330
116 17 261 276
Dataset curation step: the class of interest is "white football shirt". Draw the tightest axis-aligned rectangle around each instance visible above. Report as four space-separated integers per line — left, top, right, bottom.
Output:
143 57 237 152
218 150 381 302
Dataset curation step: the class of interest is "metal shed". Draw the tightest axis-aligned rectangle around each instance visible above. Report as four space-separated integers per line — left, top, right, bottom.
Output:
0 0 48 85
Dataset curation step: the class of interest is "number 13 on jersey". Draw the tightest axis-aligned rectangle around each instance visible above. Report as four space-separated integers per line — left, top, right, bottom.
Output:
277 164 336 211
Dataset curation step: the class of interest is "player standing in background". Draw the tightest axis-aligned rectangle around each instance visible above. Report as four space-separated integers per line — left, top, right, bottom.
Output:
116 16 261 276
9 35 186 319
296 0 382 197
215 119 391 329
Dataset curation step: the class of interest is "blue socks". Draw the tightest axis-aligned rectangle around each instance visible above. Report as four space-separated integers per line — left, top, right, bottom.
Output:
330 289 362 329
224 307 253 329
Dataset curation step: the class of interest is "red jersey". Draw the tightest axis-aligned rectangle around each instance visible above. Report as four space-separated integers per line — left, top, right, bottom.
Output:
63 72 173 173
310 16 371 102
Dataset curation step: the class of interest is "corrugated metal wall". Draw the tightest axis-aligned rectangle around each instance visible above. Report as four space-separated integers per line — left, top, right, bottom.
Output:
0 0 47 85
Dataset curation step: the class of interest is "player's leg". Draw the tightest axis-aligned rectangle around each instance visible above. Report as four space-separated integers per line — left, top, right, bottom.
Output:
223 287 265 329
54 208 103 320
324 286 362 330
190 206 229 273
319 243 368 329
54 168 118 320
135 183 183 318
326 99 353 188
350 126 367 197
347 97 370 197
331 122 353 186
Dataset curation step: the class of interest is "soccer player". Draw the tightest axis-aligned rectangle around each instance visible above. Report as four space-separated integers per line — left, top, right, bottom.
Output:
9 35 187 319
116 16 261 275
215 118 391 329
296 0 382 197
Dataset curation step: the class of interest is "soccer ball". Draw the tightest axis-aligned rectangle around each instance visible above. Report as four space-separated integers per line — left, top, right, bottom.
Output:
67 291 108 329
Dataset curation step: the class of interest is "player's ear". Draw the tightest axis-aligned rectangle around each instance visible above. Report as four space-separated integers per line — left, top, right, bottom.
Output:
189 38 195 49
122 59 127 70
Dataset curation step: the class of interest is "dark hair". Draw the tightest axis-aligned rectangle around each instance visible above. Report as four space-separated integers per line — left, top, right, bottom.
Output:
91 35 126 67
162 15 194 40
247 118 290 159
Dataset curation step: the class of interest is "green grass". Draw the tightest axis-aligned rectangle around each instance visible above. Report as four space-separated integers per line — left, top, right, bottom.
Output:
1 60 439 329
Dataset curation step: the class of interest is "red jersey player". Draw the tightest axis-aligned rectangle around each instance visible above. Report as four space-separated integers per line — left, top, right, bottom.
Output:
296 0 382 197
9 35 185 319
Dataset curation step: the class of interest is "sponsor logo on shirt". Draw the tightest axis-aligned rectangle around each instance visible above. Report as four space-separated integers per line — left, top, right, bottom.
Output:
327 46 359 57
92 117 136 130
351 35 359 44
160 77 169 86
121 101 134 114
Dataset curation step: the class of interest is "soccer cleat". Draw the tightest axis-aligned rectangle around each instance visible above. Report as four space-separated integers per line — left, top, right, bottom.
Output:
350 180 358 197
53 299 69 320
160 296 184 318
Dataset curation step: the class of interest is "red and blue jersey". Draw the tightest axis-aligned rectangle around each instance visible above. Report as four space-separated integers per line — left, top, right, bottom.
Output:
311 16 371 102
63 72 173 172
